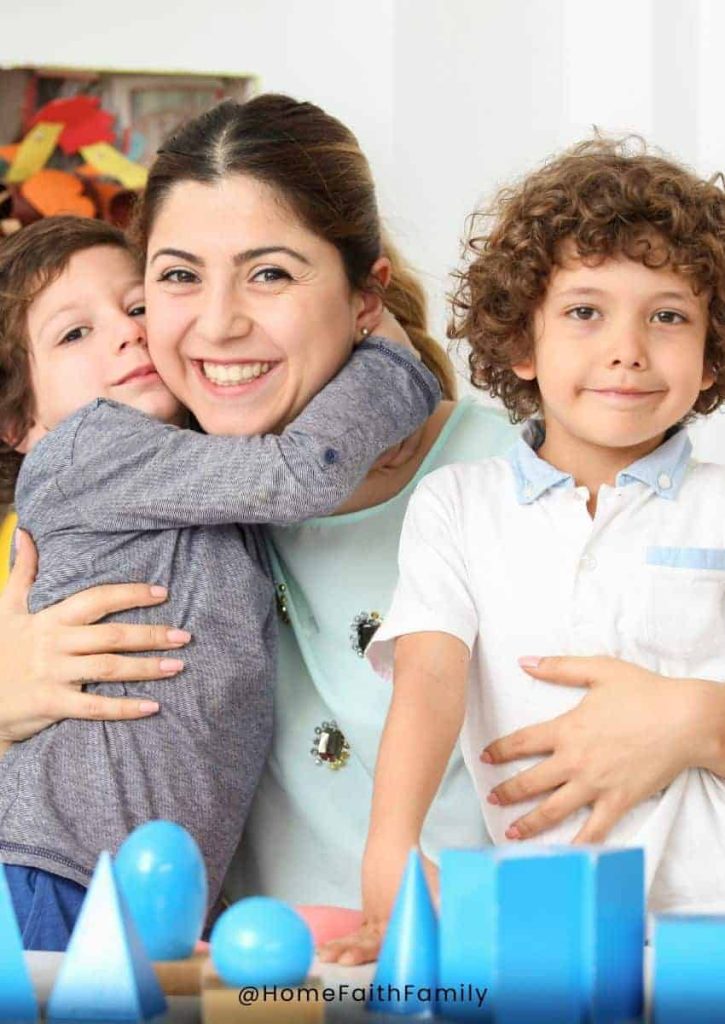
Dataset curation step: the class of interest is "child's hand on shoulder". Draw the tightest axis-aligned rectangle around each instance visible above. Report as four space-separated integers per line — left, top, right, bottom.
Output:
366 308 420 358
317 844 438 966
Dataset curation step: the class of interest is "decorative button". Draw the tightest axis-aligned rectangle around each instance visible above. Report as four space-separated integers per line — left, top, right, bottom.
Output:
350 611 383 657
310 720 350 770
579 553 597 572
657 472 672 491
324 448 339 465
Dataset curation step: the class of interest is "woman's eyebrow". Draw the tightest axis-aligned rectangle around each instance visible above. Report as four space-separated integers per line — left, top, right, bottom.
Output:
234 246 311 266
150 248 202 266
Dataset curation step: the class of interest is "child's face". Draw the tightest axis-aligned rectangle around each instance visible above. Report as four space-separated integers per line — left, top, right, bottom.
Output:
20 246 184 451
513 245 714 453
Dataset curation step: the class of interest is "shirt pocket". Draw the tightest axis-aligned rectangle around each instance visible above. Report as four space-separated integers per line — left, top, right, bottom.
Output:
639 547 725 658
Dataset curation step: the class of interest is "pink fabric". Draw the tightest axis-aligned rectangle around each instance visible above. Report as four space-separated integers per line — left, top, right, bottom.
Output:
296 905 364 946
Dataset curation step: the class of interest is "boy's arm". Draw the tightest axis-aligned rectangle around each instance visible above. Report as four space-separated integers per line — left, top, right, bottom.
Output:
57 338 440 532
320 473 477 964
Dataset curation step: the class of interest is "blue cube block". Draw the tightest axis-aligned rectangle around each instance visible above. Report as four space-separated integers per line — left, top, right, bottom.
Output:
654 914 725 1023
439 846 644 1024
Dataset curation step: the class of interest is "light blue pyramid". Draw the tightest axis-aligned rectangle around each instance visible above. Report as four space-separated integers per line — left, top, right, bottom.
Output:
0 864 38 1021
47 852 166 1022
369 849 438 1016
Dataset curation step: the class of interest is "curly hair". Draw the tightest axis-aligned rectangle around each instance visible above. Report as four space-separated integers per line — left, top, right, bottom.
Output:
0 216 138 505
449 137 725 422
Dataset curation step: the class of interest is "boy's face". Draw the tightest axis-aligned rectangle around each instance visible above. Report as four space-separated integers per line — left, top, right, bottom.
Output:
513 245 714 454
19 246 184 451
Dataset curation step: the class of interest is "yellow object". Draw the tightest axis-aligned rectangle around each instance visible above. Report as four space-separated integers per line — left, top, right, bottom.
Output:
5 122 64 184
0 512 16 592
79 143 148 190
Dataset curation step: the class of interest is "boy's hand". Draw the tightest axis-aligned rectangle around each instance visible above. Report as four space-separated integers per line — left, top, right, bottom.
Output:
369 308 419 356
317 845 439 966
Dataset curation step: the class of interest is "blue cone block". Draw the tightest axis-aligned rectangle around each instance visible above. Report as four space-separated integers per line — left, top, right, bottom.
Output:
47 852 166 1022
654 914 725 1023
0 864 38 1022
440 846 644 1024
368 849 438 1017
115 820 207 960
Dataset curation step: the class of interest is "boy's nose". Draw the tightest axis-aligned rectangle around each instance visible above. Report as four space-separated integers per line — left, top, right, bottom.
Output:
118 319 147 351
606 324 648 369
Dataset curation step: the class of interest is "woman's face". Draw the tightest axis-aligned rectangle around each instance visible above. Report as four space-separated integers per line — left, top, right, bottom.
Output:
144 174 371 436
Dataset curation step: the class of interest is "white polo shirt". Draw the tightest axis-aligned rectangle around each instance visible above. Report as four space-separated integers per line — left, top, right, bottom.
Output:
368 421 725 913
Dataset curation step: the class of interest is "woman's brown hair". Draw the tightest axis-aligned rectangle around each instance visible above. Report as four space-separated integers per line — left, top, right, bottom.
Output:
449 137 725 421
134 94 456 399
0 216 136 504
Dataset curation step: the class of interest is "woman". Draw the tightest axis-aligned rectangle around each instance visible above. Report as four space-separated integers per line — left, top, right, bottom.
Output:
1 95 724 931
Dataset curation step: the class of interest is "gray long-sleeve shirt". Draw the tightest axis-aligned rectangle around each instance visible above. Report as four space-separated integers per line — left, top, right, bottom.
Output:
0 338 439 905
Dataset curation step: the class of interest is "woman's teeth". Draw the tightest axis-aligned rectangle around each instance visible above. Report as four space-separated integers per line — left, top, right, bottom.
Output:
201 361 272 385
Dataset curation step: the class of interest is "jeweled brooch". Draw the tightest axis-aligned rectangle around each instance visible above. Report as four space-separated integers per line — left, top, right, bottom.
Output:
350 610 383 657
310 720 350 770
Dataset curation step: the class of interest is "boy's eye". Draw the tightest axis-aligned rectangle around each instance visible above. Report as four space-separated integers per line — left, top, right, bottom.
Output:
158 268 199 285
59 326 91 345
128 303 146 317
567 305 600 321
250 266 292 285
652 309 686 325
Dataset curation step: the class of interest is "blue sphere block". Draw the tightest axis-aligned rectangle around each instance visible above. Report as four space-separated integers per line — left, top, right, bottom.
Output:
654 914 725 1023
115 820 207 961
0 864 39 1022
210 897 313 988
368 849 438 1017
47 852 167 1022
440 846 644 1024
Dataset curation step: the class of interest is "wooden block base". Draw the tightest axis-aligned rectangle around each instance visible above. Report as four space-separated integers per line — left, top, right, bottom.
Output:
201 961 324 1023
152 951 206 995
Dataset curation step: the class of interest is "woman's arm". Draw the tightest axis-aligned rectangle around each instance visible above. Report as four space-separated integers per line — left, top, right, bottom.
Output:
0 530 190 742
318 631 468 966
481 655 725 842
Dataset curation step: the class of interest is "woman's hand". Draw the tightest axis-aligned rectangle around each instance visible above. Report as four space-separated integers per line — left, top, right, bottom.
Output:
0 529 190 742
317 845 439 966
481 655 725 844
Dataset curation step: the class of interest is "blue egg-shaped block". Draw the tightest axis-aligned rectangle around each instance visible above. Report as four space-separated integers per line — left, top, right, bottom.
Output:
115 820 207 961
211 897 313 988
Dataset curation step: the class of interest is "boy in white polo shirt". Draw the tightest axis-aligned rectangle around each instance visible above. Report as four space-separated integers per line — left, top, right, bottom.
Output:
320 138 725 964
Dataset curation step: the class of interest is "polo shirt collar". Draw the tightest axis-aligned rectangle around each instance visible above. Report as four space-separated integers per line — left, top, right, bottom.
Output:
506 419 692 505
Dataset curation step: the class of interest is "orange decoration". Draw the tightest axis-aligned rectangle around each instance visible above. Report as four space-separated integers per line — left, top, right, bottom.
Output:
21 169 96 218
0 145 19 163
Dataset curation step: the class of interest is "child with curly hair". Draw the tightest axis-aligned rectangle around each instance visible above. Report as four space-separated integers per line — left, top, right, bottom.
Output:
322 138 725 964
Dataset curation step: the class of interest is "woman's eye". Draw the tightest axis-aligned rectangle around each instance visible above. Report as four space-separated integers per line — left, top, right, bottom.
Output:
567 305 600 321
652 309 686 325
251 267 292 285
59 326 90 345
158 268 198 285
129 304 146 317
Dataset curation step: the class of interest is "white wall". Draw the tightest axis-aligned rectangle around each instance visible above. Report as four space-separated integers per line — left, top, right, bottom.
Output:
4 0 725 454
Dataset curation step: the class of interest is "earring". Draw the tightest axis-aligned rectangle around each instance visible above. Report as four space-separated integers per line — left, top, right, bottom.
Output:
360 326 371 340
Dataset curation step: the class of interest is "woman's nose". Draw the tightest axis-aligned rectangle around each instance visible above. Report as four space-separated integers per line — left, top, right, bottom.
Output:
195 283 253 345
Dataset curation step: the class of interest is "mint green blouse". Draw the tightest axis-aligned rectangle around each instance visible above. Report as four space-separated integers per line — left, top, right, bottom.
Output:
225 399 519 908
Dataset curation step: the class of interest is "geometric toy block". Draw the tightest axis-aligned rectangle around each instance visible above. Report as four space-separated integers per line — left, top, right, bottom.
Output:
115 820 207 961
210 898 313 988
201 960 323 1024
0 864 39 1022
152 951 206 995
46 852 167 1021
653 914 725 1023
369 849 438 1016
439 846 644 1023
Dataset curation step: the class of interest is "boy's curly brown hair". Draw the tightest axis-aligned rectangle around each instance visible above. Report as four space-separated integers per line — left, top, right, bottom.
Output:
449 137 725 422
0 216 138 506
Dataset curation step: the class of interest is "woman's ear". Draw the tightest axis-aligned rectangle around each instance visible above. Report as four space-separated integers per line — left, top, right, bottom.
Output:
354 257 392 338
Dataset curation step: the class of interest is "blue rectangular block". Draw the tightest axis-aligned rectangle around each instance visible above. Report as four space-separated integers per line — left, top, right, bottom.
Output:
654 914 725 1023
439 846 644 1024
